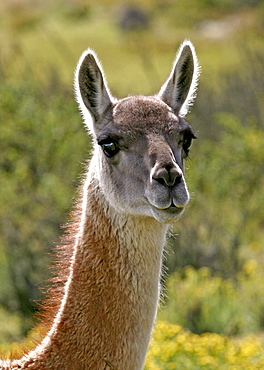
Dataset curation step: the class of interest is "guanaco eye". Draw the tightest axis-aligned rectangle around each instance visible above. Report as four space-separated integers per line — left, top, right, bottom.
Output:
179 129 196 158
182 138 192 158
99 141 120 158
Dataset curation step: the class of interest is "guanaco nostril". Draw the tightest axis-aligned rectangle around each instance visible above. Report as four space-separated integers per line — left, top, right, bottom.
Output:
155 176 167 186
152 165 182 187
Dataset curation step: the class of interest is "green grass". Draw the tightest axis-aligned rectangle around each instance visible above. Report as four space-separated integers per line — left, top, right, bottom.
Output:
1 0 262 88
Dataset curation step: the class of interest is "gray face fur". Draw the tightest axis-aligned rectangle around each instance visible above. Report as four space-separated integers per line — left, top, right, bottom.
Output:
75 41 199 223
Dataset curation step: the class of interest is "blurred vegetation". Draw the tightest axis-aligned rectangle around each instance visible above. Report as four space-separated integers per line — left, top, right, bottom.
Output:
0 75 89 336
145 321 264 369
160 262 264 336
0 0 263 364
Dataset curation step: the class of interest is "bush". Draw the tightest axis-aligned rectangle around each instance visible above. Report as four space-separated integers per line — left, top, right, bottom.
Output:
0 307 23 345
145 321 264 370
0 73 88 332
160 262 264 336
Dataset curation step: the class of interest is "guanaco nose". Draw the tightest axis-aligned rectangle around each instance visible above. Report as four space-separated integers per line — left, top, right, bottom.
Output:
152 161 183 187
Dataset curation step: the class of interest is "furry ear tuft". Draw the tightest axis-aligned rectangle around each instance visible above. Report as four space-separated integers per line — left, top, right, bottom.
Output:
158 40 200 116
75 49 114 135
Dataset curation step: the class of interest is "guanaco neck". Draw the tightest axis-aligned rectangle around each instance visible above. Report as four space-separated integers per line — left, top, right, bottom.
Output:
8 161 168 370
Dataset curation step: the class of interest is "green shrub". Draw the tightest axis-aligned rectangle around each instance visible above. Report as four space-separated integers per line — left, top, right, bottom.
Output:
0 74 88 330
0 307 23 345
160 262 264 335
145 321 264 370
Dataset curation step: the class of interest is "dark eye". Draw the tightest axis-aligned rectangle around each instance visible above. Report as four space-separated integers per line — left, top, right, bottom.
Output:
182 138 192 158
180 129 196 158
99 141 120 158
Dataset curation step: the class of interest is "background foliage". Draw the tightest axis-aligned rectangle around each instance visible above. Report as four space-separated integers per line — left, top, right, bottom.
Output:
0 0 264 366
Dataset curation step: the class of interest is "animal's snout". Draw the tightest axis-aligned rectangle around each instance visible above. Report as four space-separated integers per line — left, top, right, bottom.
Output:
151 161 183 187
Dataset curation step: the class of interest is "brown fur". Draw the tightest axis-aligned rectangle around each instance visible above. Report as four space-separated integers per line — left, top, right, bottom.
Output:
2 178 167 369
0 41 199 370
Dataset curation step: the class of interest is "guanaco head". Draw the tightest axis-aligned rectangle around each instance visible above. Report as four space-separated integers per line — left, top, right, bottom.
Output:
75 41 199 223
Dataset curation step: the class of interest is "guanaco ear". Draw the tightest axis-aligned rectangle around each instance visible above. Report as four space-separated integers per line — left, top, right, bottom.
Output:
75 49 114 135
158 40 200 116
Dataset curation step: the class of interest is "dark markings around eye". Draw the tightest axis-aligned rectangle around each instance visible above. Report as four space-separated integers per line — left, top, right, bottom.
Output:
180 127 196 158
97 138 120 158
